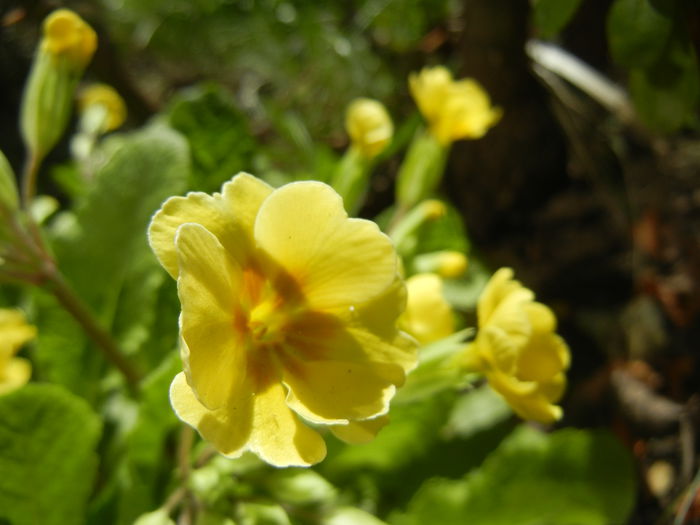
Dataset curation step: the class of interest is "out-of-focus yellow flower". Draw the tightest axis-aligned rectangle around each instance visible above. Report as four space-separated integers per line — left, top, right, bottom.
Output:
78 84 127 132
149 173 416 466
345 98 393 159
41 9 97 70
400 273 454 345
0 309 35 395
409 66 502 145
460 268 569 423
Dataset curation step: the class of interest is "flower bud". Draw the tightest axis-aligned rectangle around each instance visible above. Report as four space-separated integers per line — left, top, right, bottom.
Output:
345 98 393 159
20 9 97 162
78 83 127 133
414 251 468 278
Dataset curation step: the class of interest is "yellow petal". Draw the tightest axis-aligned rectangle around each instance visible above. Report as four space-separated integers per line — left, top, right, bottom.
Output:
330 415 390 444
526 302 557 334
149 172 272 279
517 333 569 383
282 358 401 424
248 381 327 467
176 223 242 410
400 273 454 344
0 309 36 355
169 372 253 457
254 181 397 312
0 358 31 395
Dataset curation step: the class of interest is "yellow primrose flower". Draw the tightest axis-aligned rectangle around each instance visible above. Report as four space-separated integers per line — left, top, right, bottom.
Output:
0 309 35 395
400 273 454 345
460 268 569 423
409 66 502 145
345 98 394 159
41 9 97 70
79 84 127 132
149 173 416 466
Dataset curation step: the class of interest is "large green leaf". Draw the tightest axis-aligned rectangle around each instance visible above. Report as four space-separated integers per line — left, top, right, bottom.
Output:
35 123 188 398
607 0 672 68
532 0 584 39
0 384 101 525
392 426 636 525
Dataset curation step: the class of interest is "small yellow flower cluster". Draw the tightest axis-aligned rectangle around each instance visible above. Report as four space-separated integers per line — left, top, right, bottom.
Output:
461 268 570 423
345 98 394 159
41 9 97 70
0 309 35 395
79 84 127 132
409 66 502 145
149 173 416 466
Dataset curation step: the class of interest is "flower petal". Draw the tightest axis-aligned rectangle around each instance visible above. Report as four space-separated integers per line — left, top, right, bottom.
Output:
248 381 326 467
0 358 31 395
517 333 569 383
149 172 271 278
330 415 390 444
282 358 401 424
254 181 397 312
169 372 252 457
400 273 454 344
176 223 242 410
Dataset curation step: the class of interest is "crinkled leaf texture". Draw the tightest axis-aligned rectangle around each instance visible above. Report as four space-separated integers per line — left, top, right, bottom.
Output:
0 384 101 525
391 426 636 525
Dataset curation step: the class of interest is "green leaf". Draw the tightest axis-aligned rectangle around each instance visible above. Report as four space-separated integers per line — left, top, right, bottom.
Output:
532 0 584 39
443 386 512 440
0 384 101 525
167 84 256 193
392 426 636 525
237 503 291 525
323 507 387 525
629 37 700 133
607 0 672 68
265 468 337 507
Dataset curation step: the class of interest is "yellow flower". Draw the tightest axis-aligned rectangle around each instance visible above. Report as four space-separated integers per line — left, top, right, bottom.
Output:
409 66 502 145
345 98 394 159
78 84 127 132
0 309 35 395
149 173 416 466
400 273 454 345
461 268 569 423
414 251 468 279
41 9 97 70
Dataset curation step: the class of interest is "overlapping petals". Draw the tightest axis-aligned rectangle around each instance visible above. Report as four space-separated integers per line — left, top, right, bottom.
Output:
345 98 393 159
460 268 569 423
42 9 97 69
409 66 502 145
149 173 417 466
0 309 35 395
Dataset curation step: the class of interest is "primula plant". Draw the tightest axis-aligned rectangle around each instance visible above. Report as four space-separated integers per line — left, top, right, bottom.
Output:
10 2 698 524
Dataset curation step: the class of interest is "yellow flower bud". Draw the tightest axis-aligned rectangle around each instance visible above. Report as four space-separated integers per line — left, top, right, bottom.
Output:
400 273 455 345
0 150 19 213
21 8 98 173
345 98 393 159
414 251 468 278
79 84 127 132
42 9 97 70
409 66 502 145
420 199 446 221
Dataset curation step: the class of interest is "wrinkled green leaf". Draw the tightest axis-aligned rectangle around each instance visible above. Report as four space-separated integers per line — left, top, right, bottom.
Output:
238 502 291 525
443 386 512 439
392 426 636 525
265 468 337 506
323 507 387 525
0 384 101 525
532 0 583 39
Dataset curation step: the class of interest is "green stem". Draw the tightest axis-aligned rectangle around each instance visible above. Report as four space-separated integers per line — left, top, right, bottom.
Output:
44 269 142 391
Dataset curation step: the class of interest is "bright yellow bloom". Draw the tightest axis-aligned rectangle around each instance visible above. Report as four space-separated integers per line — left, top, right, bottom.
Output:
41 9 97 70
0 309 35 395
409 66 502 145
400 273 454 345
460 268 569 423
345 98 393 159
149 173 416 466
79 84 127 132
